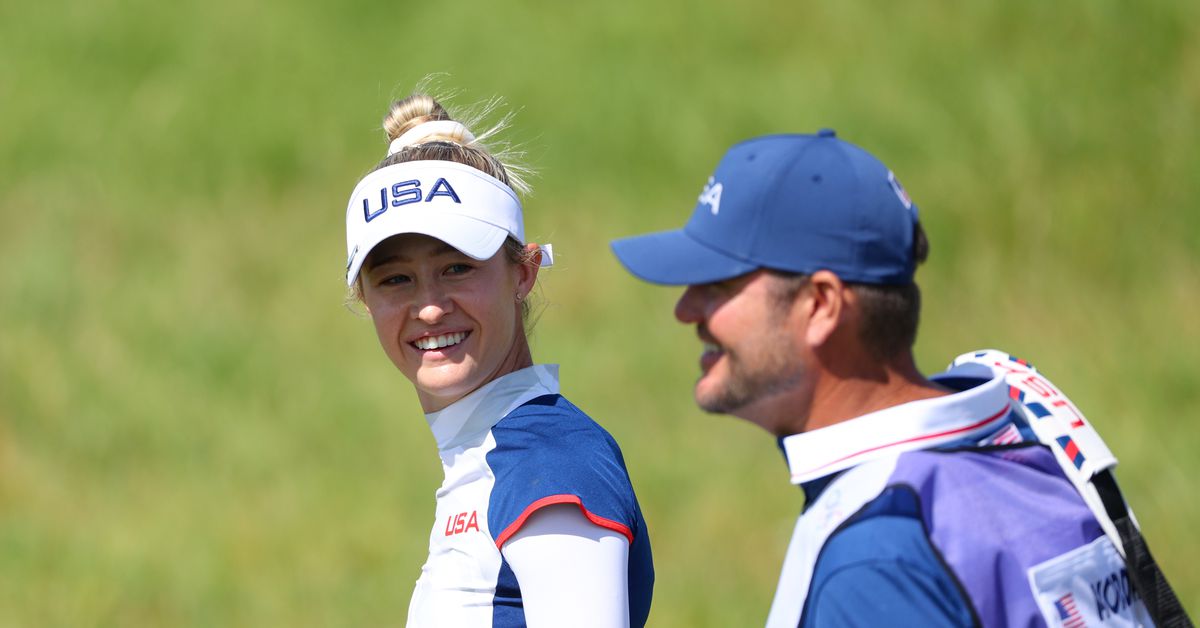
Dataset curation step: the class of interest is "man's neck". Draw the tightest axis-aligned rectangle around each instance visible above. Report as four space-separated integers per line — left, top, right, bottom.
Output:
804 369 949 433
771 352 950 436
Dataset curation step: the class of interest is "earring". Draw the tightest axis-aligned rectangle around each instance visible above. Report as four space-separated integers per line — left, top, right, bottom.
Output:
515 293 524 303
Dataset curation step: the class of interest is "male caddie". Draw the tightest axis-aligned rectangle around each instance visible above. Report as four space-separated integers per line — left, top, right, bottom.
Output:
611 130 1189 627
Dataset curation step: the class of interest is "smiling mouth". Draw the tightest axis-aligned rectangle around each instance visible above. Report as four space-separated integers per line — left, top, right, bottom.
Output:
699 339 725 373
411 331 470 351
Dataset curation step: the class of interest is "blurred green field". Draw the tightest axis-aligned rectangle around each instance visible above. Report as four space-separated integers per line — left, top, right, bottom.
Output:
2 0 1198 625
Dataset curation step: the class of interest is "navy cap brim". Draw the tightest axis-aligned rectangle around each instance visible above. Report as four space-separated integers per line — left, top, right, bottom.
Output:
610 228 760 286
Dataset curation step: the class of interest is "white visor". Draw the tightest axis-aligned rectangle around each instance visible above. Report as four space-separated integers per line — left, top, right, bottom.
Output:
344 160 552 285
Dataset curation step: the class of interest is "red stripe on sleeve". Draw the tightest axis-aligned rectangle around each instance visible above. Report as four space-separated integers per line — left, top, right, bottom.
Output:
494 494 634 548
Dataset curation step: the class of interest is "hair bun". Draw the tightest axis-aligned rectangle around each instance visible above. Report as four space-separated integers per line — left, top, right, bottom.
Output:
372 91 532 196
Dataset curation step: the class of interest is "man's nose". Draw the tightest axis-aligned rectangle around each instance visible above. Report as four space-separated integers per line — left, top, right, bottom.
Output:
674 285 703 324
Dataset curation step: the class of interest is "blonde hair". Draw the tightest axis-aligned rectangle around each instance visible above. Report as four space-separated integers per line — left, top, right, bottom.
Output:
374 93 531 196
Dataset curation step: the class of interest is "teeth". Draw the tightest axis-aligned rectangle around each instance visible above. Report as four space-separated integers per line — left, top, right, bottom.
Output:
703 342 721 353
414 332 467 350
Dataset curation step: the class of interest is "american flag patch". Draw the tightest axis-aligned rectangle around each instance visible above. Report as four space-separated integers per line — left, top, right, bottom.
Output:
1054 593 1087 627
986 423 1022 446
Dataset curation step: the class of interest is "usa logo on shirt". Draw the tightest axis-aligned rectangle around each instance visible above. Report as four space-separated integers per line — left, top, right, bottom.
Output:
444 510 481 536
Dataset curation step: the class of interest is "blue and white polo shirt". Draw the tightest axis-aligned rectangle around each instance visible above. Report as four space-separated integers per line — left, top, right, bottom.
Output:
406 364 654 627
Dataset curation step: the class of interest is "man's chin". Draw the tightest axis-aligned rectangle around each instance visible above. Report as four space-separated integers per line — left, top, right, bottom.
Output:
694 378 745 415
694 377 800 436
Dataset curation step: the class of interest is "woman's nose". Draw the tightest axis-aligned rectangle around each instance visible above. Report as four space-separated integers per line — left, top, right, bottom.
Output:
413 285 453 323
416 303 445 323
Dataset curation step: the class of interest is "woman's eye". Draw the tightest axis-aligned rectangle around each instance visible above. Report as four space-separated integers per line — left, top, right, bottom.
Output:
380 274 411 286
446 263 473 275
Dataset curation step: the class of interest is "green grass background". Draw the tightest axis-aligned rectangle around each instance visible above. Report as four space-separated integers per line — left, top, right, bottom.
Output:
2 0 1198 625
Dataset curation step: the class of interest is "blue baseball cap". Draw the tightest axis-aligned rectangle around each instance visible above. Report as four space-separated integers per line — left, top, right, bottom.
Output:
611 130 920 286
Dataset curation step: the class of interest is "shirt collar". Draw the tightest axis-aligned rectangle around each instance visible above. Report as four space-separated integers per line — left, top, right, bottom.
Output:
424 364 560 451
781 370 1011 485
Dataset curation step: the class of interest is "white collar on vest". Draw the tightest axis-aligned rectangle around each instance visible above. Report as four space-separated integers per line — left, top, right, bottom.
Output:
424 364 560 451
781 371 1011 485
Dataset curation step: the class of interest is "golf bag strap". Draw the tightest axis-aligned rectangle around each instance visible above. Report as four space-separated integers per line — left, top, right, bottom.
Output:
1092 470 1193 627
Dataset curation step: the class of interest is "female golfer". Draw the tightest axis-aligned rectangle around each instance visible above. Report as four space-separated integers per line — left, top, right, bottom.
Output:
344 93 653 627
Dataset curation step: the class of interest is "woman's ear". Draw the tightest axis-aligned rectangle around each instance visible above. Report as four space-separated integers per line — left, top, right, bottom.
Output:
516 242 542 298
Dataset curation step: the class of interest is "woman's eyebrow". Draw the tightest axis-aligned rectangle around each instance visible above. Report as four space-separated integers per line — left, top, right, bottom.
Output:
367 243 466 270
432 242 462 257
365 254 405 270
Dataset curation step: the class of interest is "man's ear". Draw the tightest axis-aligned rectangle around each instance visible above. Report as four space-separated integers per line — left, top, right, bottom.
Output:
803 270 847 348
